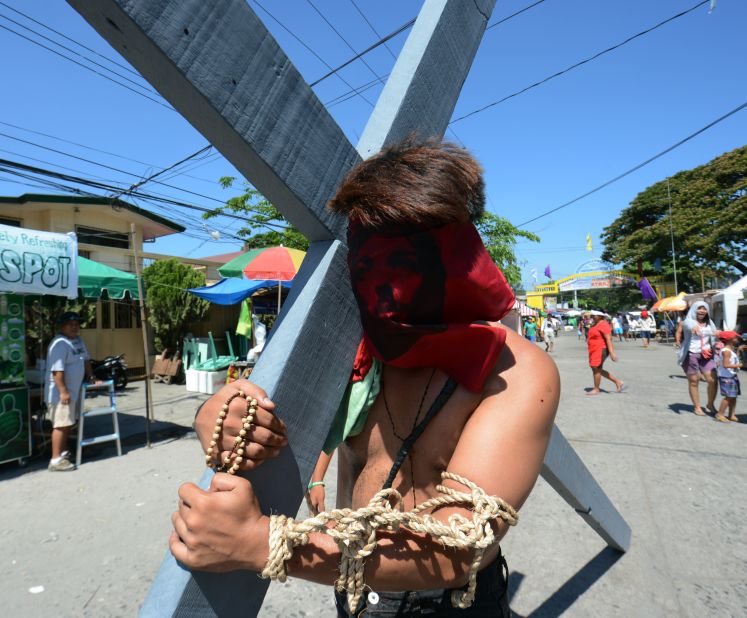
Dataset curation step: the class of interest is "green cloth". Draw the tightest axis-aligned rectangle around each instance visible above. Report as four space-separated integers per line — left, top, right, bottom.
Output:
524 322 538 337
322 358 381 455
236 300 252 337
77 256 139 299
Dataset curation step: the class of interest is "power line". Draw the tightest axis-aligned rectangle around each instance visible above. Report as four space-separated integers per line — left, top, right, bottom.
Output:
485 0 548 31
0 157 289 232
0 22 174 111
317 0 548 108
110 145 212 199
310 19 414 88
251 0 377 108
0 10 160 97
0 120 223 185
0 131 234 207
0 1 142 77
0 146 233 234
349 0 397 60
451 0 710 124
516 98 747 228
306 0 391 89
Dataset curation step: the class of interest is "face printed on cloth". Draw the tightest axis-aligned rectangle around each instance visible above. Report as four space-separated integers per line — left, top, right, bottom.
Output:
347 220 515 392
350 229 446 360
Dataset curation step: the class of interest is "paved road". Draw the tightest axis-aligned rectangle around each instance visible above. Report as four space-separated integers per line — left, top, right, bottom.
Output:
1 333 745 617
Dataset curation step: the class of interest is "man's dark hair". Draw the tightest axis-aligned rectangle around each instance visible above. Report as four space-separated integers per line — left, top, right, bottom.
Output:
328 138 485 229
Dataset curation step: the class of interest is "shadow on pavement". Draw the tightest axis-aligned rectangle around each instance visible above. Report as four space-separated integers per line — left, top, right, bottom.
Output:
509 547 623 618
667 402 694 415
0 412 193 480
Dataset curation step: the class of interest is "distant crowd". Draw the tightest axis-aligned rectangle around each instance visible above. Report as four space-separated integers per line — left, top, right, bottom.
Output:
520 305 745 421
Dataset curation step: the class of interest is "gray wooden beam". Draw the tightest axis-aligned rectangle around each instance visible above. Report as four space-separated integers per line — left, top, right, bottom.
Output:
68 1 632 616
67 0 357 242
62 1 501 615
358 0 495 156
541 426 631 552
141 240 361 617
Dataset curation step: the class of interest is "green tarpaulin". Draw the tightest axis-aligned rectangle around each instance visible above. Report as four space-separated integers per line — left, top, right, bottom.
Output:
78 256 139 299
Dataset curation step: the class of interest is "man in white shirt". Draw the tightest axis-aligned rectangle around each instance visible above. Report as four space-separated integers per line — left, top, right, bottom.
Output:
45 312 93 471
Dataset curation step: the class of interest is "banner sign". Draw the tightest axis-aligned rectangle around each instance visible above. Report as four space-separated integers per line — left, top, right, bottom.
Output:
0 224 78 298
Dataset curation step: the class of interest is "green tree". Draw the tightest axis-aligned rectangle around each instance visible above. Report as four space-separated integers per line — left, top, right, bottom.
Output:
601 145 747 290
476 212 540 289
142 259 210 351
24 295 98 365
203 177 308 250
571 287 646 313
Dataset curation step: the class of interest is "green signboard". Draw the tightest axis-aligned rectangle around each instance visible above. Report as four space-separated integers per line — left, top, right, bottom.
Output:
0 386 30 465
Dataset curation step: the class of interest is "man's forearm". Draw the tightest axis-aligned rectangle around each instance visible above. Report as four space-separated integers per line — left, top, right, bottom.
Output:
284 520 492 591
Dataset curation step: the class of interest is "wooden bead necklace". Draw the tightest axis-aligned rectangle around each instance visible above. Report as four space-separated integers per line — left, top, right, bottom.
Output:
205 390 258 474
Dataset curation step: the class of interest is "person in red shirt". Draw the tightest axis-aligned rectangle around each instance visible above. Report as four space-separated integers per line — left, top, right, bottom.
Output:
586 311 625 396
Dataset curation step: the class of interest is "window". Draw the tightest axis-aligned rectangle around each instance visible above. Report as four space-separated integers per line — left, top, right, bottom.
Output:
0 217 22 227
76 225 129 249
101 295 111 329
115 298 133 329
113 297 140 329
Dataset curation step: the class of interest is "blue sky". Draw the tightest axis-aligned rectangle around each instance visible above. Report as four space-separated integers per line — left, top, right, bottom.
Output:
1 0 745 289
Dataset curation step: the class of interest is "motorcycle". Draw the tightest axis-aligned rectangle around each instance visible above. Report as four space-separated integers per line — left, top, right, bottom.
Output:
91 354 128 391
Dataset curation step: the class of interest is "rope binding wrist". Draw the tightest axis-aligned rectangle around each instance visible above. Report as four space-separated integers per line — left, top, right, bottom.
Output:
261 471 518 611
205 389 258 474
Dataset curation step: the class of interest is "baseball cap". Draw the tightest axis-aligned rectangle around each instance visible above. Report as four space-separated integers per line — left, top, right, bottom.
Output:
717 330 740 342
58 311 82 324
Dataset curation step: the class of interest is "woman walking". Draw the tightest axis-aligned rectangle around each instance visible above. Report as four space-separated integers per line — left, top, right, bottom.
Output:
676 301 719 416
587 311 625 396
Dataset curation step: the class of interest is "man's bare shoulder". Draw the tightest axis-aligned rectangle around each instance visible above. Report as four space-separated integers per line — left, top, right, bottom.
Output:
478 327 560 431
444 327 560 515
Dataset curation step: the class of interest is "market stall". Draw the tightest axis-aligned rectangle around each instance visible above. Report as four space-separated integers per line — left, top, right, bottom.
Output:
0 223 78 466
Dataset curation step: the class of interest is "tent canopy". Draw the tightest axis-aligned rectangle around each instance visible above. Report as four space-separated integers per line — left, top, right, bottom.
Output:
710 274 747 330
188 278 292 305
78 256 139 299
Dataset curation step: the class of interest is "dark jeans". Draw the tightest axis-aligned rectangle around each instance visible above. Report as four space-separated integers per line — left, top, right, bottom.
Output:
335 551 510 617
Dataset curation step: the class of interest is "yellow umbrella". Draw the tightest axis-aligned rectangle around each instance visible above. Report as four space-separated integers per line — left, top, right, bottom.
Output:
653 292 687 312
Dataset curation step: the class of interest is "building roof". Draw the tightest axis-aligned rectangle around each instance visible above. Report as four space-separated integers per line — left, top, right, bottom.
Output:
198 249 245 264
0 193 186 239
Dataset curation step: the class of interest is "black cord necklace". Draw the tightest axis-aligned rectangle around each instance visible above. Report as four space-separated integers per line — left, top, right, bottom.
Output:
381 367 437 506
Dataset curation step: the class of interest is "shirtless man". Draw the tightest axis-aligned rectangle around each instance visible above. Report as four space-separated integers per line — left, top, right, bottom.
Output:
171 141 560 616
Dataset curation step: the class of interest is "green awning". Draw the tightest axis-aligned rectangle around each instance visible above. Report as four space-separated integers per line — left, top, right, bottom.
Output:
78 256 140 300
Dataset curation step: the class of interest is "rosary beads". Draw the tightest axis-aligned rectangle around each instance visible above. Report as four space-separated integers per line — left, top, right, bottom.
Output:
205 390 258 474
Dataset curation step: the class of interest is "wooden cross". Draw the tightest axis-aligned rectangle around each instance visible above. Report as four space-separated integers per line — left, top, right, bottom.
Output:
68 1 631 616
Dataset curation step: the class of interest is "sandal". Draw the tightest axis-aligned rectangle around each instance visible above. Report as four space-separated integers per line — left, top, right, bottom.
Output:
693 408 706 416
728 416 740 422
715 415 730 423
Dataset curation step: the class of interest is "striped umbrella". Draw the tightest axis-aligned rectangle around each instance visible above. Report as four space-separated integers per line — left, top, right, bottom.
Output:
218 247 306 313
218 246 306 280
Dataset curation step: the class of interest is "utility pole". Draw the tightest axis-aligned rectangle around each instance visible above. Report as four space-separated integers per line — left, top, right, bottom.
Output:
666 179 679 295
131 223 152 447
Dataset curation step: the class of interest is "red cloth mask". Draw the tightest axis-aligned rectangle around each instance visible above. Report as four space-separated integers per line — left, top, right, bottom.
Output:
347 221 515 392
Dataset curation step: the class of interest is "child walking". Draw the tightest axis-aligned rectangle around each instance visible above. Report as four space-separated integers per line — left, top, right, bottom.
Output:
715 331 744 423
